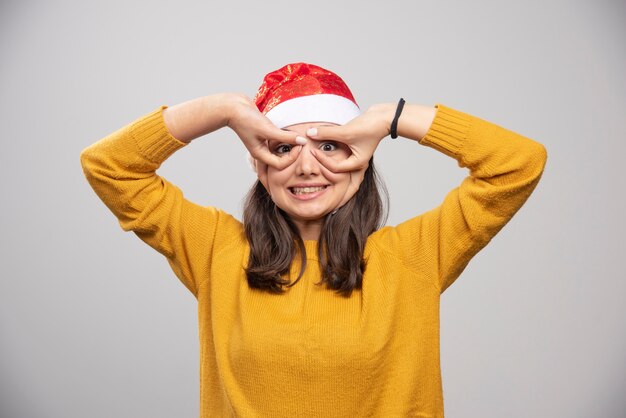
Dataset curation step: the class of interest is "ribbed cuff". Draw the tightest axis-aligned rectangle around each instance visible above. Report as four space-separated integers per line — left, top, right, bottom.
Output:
419 104 472 160
130 105 187 164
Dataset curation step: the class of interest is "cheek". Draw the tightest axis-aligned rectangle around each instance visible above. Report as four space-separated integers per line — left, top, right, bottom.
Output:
334 173 352 187
266 168 291 193
323 169 357 200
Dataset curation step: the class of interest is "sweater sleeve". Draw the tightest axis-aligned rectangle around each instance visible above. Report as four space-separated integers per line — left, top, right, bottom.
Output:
80 106 232 297
373 104 547 293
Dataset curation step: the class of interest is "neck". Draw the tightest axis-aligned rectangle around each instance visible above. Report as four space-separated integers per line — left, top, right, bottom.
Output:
293 219 322 241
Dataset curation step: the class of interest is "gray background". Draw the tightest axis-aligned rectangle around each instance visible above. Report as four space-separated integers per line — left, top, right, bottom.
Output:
1 0 624 417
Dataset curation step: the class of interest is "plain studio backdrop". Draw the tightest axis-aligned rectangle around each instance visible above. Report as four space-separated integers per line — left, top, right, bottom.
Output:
1 0 624 417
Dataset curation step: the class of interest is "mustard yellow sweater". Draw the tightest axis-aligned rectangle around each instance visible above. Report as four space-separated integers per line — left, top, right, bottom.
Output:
80 104 547 417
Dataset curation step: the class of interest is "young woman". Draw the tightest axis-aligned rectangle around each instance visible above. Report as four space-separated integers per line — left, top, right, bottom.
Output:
81 63 547 417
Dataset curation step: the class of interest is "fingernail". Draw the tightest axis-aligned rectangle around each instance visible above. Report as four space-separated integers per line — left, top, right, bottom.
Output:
295 136 307 145
306 128 317 137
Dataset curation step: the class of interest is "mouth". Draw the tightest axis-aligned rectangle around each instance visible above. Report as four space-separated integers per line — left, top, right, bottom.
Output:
288 185 330 195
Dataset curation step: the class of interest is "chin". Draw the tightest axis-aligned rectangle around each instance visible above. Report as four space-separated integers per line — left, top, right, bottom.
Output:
288 210 330 222
282 203 337 221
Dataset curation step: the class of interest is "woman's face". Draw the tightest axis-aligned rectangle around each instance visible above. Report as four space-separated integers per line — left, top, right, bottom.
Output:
262 122 353 228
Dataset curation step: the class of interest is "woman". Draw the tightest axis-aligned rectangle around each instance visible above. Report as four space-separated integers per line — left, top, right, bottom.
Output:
81 63 547 417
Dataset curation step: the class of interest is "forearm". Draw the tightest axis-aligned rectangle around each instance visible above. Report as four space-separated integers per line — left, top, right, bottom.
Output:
373 102 438 142
382 104 547 292
80 107 183 224
80 105 223 297
398 103 438 142
162 93 243 143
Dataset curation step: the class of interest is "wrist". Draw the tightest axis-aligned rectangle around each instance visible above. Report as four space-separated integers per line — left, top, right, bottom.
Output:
163 94 241 143
221 93 253 128
366 103 396 135
397 103 437 142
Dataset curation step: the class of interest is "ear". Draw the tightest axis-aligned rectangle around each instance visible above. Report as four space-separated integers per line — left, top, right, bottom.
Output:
246 152 257 173
245 152 271 193
255 158 270 194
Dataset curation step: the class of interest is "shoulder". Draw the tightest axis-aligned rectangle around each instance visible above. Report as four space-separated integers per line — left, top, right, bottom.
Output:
367 214 427 251
365 222 421 266
208 207 247 254
364 223 440 292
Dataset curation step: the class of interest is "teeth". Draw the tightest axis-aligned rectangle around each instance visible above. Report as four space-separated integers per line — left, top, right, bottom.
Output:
291 186 326 195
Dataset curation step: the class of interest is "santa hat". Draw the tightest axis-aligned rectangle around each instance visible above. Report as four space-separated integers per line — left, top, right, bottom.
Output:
254 62 361 128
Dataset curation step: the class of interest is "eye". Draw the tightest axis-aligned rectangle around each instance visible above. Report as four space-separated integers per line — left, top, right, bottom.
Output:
274 144 293 155
319 142 337 152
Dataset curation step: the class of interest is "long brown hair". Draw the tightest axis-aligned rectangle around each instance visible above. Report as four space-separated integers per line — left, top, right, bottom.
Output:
243 159 388 297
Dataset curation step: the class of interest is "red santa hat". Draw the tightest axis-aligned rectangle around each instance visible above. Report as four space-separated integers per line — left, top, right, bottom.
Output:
254 62 361 128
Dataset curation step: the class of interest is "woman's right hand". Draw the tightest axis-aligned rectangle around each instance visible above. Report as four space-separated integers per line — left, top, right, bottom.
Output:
226 94 307 170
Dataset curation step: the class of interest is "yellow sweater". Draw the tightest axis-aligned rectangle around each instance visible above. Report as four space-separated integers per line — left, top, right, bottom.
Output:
80 104 547 417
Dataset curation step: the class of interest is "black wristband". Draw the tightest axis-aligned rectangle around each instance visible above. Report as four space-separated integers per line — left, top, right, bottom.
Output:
390 98 405 139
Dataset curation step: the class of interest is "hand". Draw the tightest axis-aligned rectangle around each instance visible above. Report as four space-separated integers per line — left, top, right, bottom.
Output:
226 94 307 170
336 164 368 210
305 103 394 172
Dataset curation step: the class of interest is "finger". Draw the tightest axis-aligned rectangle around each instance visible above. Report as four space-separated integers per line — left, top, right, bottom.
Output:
348 169 366 197
306 125 349 141
310 149 364 172
335 168 367 209
263 125 308 145
256 145 303 170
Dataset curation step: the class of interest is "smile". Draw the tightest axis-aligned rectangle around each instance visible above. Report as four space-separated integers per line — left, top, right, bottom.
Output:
287 184 331 201
289 185 329 195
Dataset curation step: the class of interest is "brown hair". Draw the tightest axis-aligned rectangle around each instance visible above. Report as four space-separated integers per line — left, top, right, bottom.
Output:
243 159 388 297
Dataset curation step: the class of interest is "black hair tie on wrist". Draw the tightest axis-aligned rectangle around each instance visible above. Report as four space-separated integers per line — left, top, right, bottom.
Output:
390 98 405 139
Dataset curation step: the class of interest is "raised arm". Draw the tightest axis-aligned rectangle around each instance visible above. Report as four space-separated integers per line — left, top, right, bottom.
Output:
164 93 307 168
79 93 303 296
387 104 547 292
308 102 547 293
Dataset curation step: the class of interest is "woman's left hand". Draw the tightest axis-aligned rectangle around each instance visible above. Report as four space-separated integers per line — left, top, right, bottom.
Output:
305 103 394 172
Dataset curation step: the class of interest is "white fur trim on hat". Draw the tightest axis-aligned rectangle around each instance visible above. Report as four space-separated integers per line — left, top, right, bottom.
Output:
264 94 361 128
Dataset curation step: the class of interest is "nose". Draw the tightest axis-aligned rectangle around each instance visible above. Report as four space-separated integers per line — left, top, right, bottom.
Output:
294 143 320 177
